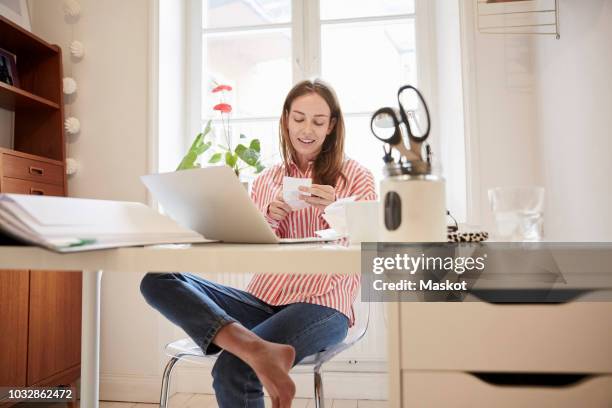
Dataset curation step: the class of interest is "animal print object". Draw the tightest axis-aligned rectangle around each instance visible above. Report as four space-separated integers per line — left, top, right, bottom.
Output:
447 231 489 243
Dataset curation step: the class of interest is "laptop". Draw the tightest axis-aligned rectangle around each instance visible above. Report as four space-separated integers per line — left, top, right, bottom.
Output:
141 166 340 244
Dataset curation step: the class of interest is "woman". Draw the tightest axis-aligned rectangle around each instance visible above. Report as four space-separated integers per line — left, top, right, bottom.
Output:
140 79 376 408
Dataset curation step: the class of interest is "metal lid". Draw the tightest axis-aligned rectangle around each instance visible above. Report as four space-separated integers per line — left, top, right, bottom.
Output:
382 159 433 177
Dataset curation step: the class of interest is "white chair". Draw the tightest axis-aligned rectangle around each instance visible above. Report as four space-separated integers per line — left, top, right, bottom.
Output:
159 299 370 408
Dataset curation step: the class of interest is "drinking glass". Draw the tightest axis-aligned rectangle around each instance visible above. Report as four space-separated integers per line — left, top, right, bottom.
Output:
488 186 545 241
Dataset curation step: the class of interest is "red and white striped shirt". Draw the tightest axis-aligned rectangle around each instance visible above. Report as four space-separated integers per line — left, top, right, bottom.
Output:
247 158 377 326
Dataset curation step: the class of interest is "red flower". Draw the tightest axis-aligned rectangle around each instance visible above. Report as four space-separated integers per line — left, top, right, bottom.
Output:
213 103 232 113
212 84 233 93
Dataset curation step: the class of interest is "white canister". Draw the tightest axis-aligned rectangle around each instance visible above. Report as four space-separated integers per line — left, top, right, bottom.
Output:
379 174 446 242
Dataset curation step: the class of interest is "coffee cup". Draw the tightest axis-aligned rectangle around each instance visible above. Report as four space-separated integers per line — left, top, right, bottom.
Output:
345 201 379 244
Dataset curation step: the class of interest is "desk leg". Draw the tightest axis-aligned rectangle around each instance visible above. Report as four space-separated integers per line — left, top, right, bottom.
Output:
80 270 102 408
388 300 401 408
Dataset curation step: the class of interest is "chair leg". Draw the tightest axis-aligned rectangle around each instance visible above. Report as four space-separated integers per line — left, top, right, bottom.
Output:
160 356 181 408
313 366 325 408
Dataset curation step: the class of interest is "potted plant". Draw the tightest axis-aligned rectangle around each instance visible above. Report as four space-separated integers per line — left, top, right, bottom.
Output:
177 84 265 180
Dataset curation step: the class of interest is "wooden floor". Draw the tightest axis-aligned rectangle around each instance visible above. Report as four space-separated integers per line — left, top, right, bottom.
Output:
100 393 387 407
15 393 387 407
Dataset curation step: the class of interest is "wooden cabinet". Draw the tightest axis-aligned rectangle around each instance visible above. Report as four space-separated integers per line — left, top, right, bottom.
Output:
0 271 82 389
1 148 66 195
2 149 65 184
0 15 81 399
0 271 29 388
27 271 82 386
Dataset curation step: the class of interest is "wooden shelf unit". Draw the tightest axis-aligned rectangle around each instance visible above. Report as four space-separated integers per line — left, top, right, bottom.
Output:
0 14 81 402
0 81 60 110
0 15 65 163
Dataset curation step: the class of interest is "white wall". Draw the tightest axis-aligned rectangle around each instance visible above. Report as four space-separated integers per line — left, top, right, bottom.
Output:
431 0 468 222
30 0 150 201
533 0 612 241
461 0 612 240
29 0 172 402
158 0 188 173
460 0 543 230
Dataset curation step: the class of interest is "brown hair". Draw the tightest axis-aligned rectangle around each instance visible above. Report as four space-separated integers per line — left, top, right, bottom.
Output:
279 79 346 187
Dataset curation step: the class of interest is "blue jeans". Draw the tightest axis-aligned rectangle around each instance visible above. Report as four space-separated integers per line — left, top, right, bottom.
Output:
139 272 349 408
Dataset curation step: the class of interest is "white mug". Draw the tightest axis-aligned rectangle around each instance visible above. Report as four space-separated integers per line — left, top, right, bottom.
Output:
345 201 379 244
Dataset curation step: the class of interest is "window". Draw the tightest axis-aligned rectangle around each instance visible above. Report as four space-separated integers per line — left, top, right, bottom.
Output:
202 0 294 169
199 0 418 181
176 1 468 220
319 1 416 179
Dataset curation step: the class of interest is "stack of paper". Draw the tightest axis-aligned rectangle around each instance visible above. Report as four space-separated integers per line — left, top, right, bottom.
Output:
0 194 209 252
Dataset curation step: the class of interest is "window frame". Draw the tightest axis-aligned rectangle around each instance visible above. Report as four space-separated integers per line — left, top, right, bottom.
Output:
190 1 464 211
193 0 429 126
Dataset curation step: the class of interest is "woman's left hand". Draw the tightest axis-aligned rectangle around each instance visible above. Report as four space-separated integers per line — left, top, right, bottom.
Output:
299 184 336 210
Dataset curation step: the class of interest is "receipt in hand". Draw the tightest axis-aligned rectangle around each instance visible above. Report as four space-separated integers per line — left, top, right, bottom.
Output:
283 176 312 210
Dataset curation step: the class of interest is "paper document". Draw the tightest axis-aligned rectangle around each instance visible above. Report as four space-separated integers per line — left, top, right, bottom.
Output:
283 176 312 210
0 194 211 252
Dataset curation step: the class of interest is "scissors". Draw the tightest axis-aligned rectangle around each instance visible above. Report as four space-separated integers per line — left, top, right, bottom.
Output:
370 85 431 162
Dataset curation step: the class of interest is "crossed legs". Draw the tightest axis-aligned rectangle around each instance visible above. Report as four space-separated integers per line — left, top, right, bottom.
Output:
140 272 348 408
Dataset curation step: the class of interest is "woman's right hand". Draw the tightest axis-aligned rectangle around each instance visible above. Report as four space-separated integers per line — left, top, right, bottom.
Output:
268 190 292 222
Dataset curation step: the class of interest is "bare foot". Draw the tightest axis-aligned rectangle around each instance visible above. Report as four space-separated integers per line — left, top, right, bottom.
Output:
245 341 296 408
211 323 296 407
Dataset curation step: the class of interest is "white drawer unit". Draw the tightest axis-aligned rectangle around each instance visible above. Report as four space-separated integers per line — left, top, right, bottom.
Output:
401 371 612 408
387 300 612 407
400 302 612 373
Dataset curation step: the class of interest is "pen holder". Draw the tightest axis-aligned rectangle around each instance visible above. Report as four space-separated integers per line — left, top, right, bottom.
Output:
379 174 447 242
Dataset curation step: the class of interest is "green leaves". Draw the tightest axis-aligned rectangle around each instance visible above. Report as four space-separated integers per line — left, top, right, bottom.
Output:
176 121 266 175
235 140 265 173
208 152 222 163
249 139 261 153
225 151 238 168
235 144 258 166
176 120 213 171
253 162 265 174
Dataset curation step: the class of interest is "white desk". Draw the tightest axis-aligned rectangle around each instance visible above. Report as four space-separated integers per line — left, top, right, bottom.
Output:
0 243 360 408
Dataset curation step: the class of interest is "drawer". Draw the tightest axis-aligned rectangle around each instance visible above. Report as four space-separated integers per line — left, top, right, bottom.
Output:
2 177 64 196
399 302 612 372
401 371 612 408
2 153 64 185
